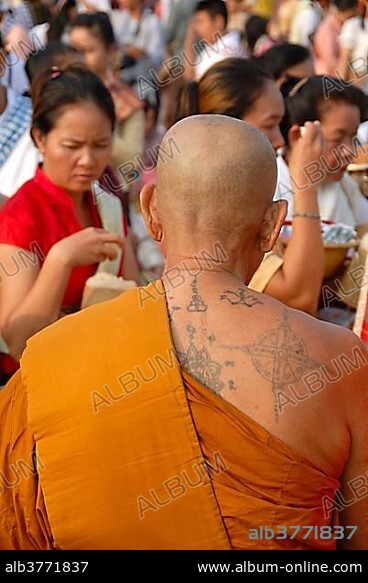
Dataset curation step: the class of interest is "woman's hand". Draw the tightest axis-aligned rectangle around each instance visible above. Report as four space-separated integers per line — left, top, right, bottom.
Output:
288 120 327 194
50 227 125 268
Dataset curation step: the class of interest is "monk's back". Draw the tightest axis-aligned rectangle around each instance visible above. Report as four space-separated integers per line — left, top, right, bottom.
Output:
166 272 363 479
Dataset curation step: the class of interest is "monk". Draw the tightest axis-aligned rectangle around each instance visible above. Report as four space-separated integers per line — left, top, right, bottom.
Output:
0 116 367 550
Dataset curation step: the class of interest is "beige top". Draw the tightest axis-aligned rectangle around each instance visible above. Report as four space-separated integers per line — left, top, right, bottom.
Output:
248 240 284 292
112 109 145 171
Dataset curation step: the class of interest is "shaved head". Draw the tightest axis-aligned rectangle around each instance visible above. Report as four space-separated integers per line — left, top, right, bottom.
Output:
156 115 277 246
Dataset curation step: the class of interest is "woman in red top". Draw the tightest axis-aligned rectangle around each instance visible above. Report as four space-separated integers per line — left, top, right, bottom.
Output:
0 63 139 379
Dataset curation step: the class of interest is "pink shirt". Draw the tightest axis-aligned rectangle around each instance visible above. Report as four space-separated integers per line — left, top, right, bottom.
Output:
313 13 341 76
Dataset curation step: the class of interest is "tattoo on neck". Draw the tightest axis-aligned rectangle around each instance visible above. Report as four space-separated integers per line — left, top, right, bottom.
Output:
220 288 263 308
187 275 208 312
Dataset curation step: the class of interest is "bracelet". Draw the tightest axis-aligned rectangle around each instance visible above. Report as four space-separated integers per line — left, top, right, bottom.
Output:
292 212 321 219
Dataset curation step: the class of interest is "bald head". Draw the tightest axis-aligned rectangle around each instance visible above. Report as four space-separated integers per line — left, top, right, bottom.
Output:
156 115 277 242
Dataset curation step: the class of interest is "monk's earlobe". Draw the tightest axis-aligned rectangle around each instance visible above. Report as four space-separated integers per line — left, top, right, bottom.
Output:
140 184 163 242
259 200 287 253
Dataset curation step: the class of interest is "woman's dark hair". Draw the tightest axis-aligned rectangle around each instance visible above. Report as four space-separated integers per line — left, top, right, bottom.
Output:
69 12 115 47
176 57 272 123
245 15 269 54
257 43 311 81
360 0 367 28
279 75 367 145
30 0 52 26
334 0 358 10
31 63 116 139
25 41 80 83
47 0 77 43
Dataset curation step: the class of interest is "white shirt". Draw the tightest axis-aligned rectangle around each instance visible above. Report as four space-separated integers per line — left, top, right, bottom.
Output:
0 130 40 197
195 30 246 81
110 8 165 71
2 52 29 95
318 174 368 227
274 156 368 227
30 22 49 45
289 0 322 48
275 155 293 220
159 0 178 24
77 0 111 13
358 121 368 144
339 16 368 93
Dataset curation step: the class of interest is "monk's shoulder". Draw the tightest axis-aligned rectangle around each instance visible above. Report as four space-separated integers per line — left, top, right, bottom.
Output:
283 303 367 377
292 307 362 349
256 295 366 364
24 288 140 357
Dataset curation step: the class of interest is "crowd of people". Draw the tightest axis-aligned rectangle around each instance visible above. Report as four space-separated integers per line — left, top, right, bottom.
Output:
0 0 367 550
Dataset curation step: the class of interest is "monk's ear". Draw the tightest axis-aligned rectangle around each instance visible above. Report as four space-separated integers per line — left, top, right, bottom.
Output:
258 200 287 253
140 184 164 242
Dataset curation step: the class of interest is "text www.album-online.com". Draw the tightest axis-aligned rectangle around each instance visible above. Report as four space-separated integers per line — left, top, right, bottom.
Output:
197 561 363 574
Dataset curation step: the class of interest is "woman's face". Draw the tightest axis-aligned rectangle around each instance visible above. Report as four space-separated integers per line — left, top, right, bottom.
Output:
319 101 361 182
69 27 111 78
242 80 285 152
34 102 113 196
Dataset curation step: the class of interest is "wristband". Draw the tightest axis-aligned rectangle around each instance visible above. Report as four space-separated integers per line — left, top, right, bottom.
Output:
292 212 321 219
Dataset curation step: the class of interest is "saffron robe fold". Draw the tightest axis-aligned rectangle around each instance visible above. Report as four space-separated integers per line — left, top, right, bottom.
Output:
183 371 341 550
0 281 340 549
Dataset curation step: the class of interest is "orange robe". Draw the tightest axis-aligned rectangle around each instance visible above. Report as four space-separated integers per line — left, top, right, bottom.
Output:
0 281 340 550
184 371 340 550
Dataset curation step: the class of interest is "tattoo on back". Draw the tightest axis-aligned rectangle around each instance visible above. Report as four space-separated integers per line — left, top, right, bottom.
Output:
168 305 181 320
177 324 224 395
219 310 320 420
220 288 263 307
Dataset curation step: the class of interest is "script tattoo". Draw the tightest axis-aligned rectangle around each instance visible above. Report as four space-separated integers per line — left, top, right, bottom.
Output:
177 324 225 395
219 310 320 420
168 305 181 319
187 275 208 312
220 288 263 308
166 291 182 321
